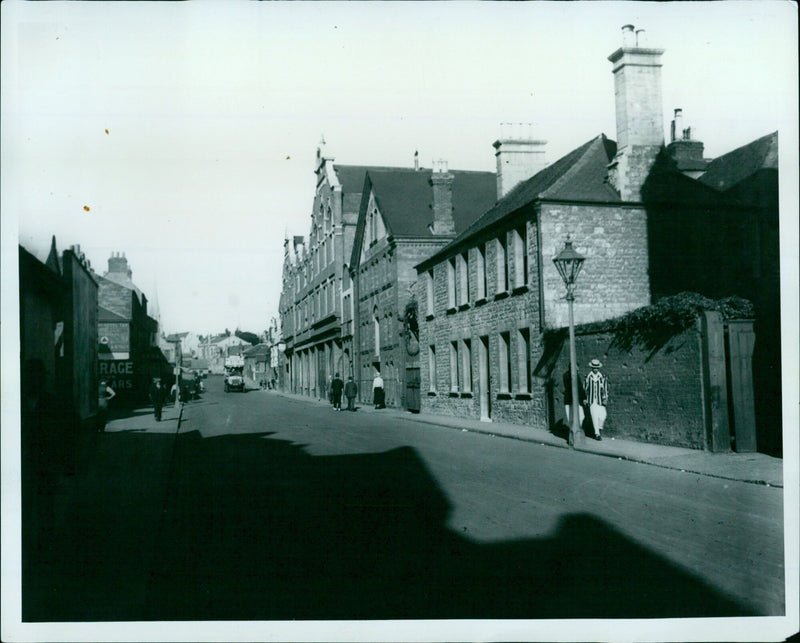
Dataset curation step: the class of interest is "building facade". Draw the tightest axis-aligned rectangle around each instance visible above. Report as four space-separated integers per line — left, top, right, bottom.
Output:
349 163 497 409
413 25 780 452
279 146 395 400
95 252 161 402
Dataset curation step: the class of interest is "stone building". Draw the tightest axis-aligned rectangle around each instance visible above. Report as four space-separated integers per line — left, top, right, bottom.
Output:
279 145 415 401
95 252 161 402
349 162 496 410
414 25 780 451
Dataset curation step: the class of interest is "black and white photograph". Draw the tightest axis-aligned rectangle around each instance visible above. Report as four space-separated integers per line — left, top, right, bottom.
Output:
2 1 798 641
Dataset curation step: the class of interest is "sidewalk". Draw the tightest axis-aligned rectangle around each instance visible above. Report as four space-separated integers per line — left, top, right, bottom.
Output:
269 389 783 488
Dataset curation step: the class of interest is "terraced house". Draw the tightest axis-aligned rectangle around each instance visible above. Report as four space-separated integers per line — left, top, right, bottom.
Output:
414 25 780 452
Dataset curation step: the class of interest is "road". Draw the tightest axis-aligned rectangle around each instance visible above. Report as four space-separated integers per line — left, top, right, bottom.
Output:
25 376 785 621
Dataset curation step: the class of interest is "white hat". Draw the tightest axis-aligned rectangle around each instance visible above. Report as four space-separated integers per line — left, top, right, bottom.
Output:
589 358 603 368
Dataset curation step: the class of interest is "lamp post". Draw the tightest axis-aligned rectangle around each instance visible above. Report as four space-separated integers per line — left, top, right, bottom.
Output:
167 338 182 408
553 238 586 448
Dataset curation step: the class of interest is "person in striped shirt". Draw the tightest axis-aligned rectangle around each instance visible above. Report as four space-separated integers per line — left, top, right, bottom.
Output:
584 359 608 441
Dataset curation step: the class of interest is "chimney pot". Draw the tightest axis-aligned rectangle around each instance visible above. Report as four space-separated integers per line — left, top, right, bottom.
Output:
635 28 646 47
622 24 635 47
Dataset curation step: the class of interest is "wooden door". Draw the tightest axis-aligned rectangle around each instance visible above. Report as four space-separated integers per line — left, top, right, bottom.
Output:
726 320 757 452
405 367 420 413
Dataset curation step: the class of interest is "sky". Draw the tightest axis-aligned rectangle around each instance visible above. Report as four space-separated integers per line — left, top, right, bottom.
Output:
2 0 797 337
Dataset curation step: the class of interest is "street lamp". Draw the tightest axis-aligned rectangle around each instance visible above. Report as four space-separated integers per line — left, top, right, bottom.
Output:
553 238 586 448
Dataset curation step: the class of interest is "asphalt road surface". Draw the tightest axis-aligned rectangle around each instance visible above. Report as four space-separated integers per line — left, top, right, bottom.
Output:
25 376 785 621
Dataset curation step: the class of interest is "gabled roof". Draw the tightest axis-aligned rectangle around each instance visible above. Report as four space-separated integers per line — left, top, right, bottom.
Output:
98 305 128 322
371 169 497 238
100 271 145 304
698 131 778 192
350 167 496 268
417 134 619 270
334 165 408 194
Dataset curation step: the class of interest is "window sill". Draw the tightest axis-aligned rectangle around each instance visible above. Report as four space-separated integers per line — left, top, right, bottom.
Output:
458 303 470 311
511 285 529 296
448 391 460 398
494 291 510 301
474 297 488 307
460 392 473 399
427 391 437 397
515 393 532 400
425 313 435 321
445 307 457 315
497 392 512 400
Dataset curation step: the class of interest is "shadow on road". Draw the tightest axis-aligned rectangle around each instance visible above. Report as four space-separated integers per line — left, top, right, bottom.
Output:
23 428 757 622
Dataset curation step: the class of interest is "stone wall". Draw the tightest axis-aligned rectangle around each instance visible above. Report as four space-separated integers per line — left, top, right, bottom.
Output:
417 217 548 428
539 202 650 329
546 322 707 449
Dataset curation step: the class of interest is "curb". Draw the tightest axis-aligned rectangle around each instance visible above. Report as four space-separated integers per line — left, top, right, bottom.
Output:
268 390 782 488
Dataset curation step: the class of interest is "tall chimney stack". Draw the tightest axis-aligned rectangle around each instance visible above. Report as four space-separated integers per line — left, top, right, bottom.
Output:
607 24 665 201
430 160 455 236
493 123 547 199
108 251 132 279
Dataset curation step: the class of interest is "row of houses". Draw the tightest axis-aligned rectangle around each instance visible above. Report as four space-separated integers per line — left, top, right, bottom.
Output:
278 25 780 455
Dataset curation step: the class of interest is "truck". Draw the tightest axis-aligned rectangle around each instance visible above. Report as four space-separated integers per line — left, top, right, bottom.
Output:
224 355 246 392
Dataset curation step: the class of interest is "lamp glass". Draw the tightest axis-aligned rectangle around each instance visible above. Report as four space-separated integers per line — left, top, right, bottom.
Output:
553 241 585 286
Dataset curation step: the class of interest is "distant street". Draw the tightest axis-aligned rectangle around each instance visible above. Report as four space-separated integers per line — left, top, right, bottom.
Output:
26 376 784 621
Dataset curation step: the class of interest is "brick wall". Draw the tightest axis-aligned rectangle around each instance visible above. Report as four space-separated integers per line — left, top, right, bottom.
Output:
548 323 707 449
539 202 650 329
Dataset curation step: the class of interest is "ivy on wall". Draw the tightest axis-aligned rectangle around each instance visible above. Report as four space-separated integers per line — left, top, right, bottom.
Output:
537 292 754 373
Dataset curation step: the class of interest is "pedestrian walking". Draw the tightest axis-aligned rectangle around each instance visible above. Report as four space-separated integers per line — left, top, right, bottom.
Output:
149 377 166 421
562 366 585 430
584 358 609 440
97 379 116 432
344 376 358 411
372 371 385 409
331 372 344 411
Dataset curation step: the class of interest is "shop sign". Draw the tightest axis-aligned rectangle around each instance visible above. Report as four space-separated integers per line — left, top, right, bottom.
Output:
99 359 136 390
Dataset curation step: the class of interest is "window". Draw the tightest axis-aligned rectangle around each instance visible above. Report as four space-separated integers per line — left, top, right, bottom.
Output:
496 235 508 294
428 345 437 392
512 225 528 288
426 269 435 315
449 341 459 393
499 331 511 393
447 258 456 309
460 339 472 394
476 245 487 301
517 328 531 394
458 251 469 305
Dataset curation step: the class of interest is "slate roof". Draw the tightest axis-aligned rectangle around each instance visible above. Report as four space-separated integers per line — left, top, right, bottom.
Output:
367 169 497 238
334 165 410 194
698 131 778 192
417 134 619 270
